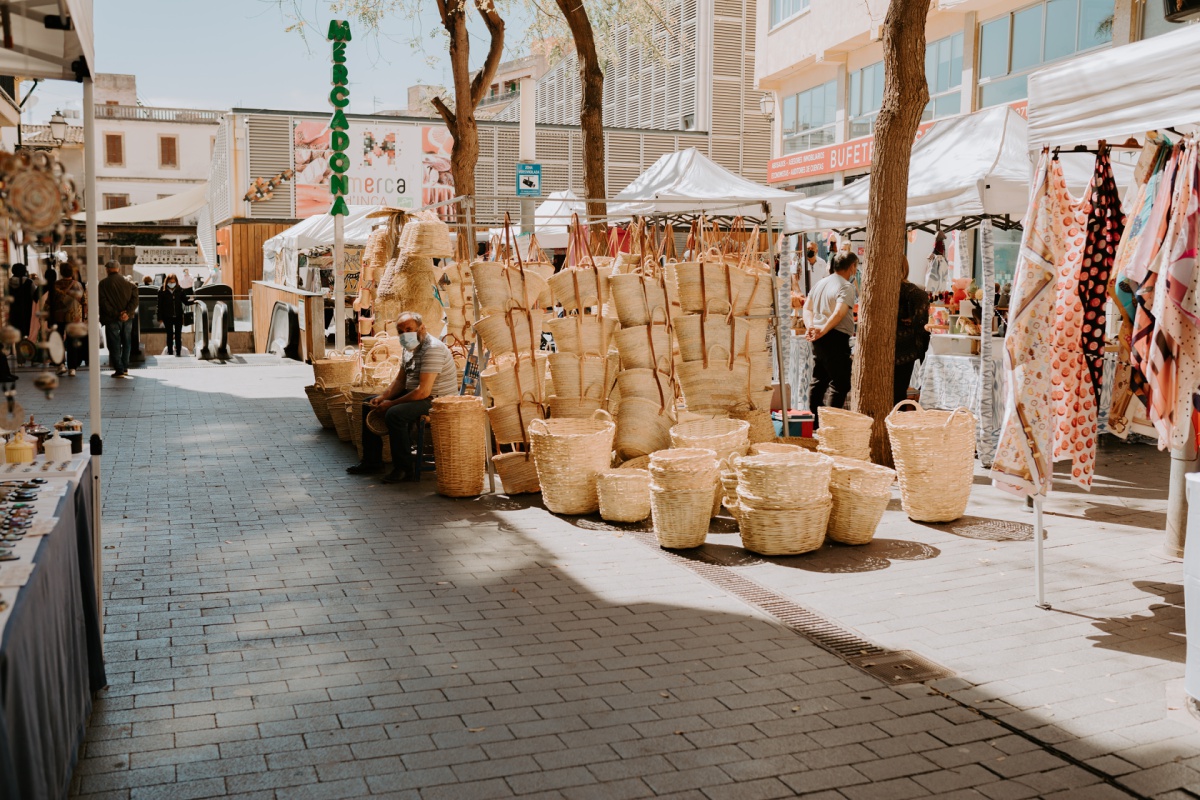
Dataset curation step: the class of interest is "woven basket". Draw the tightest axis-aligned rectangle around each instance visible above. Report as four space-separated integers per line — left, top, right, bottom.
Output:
487 398 545 445
474 310 543 357
313 356 358 386
528 411 616 515
731 406 775 444
492 451 540 494
675 315 768 364
547 396 605 419
471 261 549 314
614 319 672 372
816 406 874 461
751 442 804 455
781 436 819 451
548 266 611 311
649 448 718 491
617 454 652 470
677 355 752 415
827 489 891 546
734 451 833 507
671 261 747 316
365 407 389 436
597 469 652 523
544 315 618 356
347 389 376 456
548 352 617 400
829 456 896 495
610 273 669 327
886 401 976 522
404 212 453 257
734 497 831 556
615 369 674 407
429 396 488 497
651 486 713 549
669 417 751 462
328 389 353 442
614 396 675 461
733 271 779 317
481 352 547 406
305 384 335 429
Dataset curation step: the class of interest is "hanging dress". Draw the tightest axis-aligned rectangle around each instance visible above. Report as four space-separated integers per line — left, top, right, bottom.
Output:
1160 143 1200 449
1077 147 1126 408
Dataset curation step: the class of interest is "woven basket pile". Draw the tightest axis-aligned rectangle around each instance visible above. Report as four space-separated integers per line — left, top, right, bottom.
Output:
649 448 718 549
730 451 833 555
886 400 976 522
816 406 874 461
357 219 402 337
597 468 651 523
429 396 488 497
529 412 616 514
441 260 477 345
306 351 362 433
543 261 620 427
611 265 677 461
826 456 896 545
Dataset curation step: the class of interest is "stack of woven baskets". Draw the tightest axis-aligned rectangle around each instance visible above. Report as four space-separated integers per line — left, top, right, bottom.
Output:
529 411 616 514
816 406 874 460
375 212 447 334
473 258 549 494
730 450 834 555
670 417 750 515
827 456 896 545
356 221 400 336
649 448 719 549
545 258 617 421
304 353 359 436
610 259 678 461
441 259 476 346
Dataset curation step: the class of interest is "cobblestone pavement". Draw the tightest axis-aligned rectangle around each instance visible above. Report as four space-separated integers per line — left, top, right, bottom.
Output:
23 361 1197 799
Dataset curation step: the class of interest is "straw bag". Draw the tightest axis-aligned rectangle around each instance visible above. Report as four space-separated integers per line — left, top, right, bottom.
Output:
731 406 775 444
305 383 335 429
547 396 606 419
614 315 672 372
886 401 976 522
615 369 674 407
674 314 768 364
548 352 618 400
610 273 669 328
482 352 547 406
826 456 896 545
544 315 618 356
492 451 541 494
548 265 610 312
733 269 778 317
671 259 747 316
670 418 750 462
816 406 874 461
471 261 549 314
487 396 545 445
429 396 488 497
528 410 616 515
313 355 358 386
597 469 651 523
474 309 543 357
733 498 831 556
614 396 675 461
676 346 753 414
734 450 833 507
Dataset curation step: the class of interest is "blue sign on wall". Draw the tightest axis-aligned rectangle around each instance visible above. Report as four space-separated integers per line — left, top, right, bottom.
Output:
516 162 542 197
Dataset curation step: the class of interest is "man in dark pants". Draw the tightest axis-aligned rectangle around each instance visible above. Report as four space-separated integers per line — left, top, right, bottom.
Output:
98 260 139 378
804 251 859 427
346 311 459 483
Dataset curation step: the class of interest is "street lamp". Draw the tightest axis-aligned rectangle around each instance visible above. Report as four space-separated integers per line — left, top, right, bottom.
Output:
759 93 776 120
47 110 67 144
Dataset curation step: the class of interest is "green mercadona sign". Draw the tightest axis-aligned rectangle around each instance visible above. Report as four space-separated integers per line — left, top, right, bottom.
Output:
327 19 351 217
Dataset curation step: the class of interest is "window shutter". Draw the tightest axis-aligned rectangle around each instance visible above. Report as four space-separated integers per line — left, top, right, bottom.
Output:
105 134 123 165
160 136 178 167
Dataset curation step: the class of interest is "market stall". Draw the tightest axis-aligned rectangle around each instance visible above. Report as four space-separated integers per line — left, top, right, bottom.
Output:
487 190 585 251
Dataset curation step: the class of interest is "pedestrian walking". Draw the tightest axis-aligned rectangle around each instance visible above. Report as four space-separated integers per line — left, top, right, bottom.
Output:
346 311 459 483
894 256 930 406
804 251 859 426
50 262 86 377
99 260 139 377
7 263 34 340
157 274 188 357
799 241 830 294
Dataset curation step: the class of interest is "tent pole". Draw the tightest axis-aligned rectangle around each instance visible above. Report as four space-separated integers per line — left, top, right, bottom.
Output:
1034 495 1048 609
333 214 345 352
766 203 787 414
464 196 496 495
83 76 104 624
1165 419 1197 559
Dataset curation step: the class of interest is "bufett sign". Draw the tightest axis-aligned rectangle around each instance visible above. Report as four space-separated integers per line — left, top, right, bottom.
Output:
327 19 351 216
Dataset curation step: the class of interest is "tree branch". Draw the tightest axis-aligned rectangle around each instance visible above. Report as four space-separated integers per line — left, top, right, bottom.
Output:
431 95 457 129
469 0 507 108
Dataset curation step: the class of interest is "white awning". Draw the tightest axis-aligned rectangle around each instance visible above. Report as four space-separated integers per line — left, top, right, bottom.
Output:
0 0 94 81
1027 24 1200 150
72 183 208 224
262 205 383 287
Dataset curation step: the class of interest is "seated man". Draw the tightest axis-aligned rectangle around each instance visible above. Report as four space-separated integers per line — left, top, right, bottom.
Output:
347 311 459 482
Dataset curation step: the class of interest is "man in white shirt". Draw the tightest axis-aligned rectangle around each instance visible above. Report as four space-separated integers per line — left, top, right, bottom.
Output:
804 251 858 426
798 242 829 294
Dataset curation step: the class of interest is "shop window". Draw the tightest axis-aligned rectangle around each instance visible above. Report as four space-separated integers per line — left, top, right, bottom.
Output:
770 0 809 28
849 62 884 139
159 135 179 169
923 32 964 121
103 194 129 210
977 0 1115 108
782 79 837 154
104 133 124 166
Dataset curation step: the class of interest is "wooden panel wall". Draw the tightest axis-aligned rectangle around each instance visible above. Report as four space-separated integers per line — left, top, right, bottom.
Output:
218 220 294 297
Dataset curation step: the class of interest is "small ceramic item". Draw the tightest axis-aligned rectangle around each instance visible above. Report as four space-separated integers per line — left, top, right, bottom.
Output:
5 432 35 464
42 431 71 462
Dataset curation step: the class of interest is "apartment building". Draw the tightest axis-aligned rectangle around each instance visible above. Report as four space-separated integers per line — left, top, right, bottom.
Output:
756 0 1184 197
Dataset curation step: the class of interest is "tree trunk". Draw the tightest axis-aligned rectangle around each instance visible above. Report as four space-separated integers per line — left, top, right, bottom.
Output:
556 0 607 250
850 0 931 466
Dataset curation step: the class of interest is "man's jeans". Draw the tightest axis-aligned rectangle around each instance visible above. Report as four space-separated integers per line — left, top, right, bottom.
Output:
361 397 434 469
105 319 134 374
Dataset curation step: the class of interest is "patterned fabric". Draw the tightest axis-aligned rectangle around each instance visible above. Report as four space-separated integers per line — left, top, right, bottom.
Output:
787 333 815 410
1078 148 1125 405
921 351 1006 426
1158 143 1200 449
925 253 949 293
993 154 1066 498
977 218 1000 465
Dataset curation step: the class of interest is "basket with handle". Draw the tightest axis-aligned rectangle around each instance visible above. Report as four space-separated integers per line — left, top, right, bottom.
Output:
675 313 768 364
886 401 976 522
528 410 616 514
816 406 874 461
734 450 833 507
614 396 675 461
676 345 751 414
403 211 453 258
487 394 545 445
733 498 831 556
610 272 670 328
615 369 674 407
732 265 778 317
547 395 606 419
482 352 548 406
597 469 652 523
544 315 619 356
312 354 358 386
614 314 673 372
474 309 543 357
429 396 488 497
548 264 611 312
548 352 618 400
492 450 540 494
669 418 750 463
327 388 353 442
305 381 335 429
471 260 549 315
671 257 747 316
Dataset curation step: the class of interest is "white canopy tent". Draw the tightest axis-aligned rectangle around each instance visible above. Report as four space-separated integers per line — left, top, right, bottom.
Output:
610 148 798 221
1027 24 1200 150
70 183 208 224
262 205 382 286
487 190 584 251
0 0 93 81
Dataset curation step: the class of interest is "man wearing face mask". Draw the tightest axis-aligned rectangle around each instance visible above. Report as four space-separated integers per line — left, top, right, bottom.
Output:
799 241 829 294
347 311 459 482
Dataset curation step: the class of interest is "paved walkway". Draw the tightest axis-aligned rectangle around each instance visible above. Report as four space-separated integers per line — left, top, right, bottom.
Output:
22 362 1197 799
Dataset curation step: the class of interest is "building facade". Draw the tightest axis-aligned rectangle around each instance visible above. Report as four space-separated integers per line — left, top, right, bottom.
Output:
756 0 1187 197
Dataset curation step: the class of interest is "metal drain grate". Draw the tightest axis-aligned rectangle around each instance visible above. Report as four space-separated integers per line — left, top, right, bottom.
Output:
924 516 1034 541
630 531 956 684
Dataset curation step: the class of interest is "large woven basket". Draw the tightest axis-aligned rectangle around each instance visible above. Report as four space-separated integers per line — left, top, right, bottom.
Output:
597 469 652 523
609 273 669 327
471 261 548 314
650 486 713 549
734 450 833 507
676 353 752 415
649 448 718 491
404 212 453 258
827 489 891 546
305 384 335 429
614 397 675 461
547 396 605 419
614 319 672 372
474 310 543 357
670 418 750 462
671 261 746 316
544 315 619 356
733 271 778 317
429 396 488 497
731 406 775 444
675 315 768 364
482 352 547 406
615 369 674 407
549 352 617 400
751 442 804 456
528 411 616 515
886 400 976 522
548 266 611 311
347 389 375 456
487 399 545 445
492 451 540 494
734 497 831 556
816 406 874 461
313 356 358 386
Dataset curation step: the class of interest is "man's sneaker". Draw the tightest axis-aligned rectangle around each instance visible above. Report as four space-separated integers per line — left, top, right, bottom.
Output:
346 462 384 475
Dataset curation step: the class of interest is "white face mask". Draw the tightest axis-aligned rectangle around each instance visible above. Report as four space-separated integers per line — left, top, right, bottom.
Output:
399 331 420 351
166 281 177 288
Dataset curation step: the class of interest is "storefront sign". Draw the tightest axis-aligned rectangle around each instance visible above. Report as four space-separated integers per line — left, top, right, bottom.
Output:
294 120 424 217
135 246 201 265
327 19 351 216
767 101 1030 185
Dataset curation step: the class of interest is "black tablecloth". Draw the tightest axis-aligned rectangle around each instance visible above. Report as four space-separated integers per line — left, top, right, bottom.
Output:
0 465 106 799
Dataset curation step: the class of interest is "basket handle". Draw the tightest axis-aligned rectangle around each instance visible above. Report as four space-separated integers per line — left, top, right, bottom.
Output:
528 418 549 436
946 406 973 428
593 409 614 424
889 399 923 416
